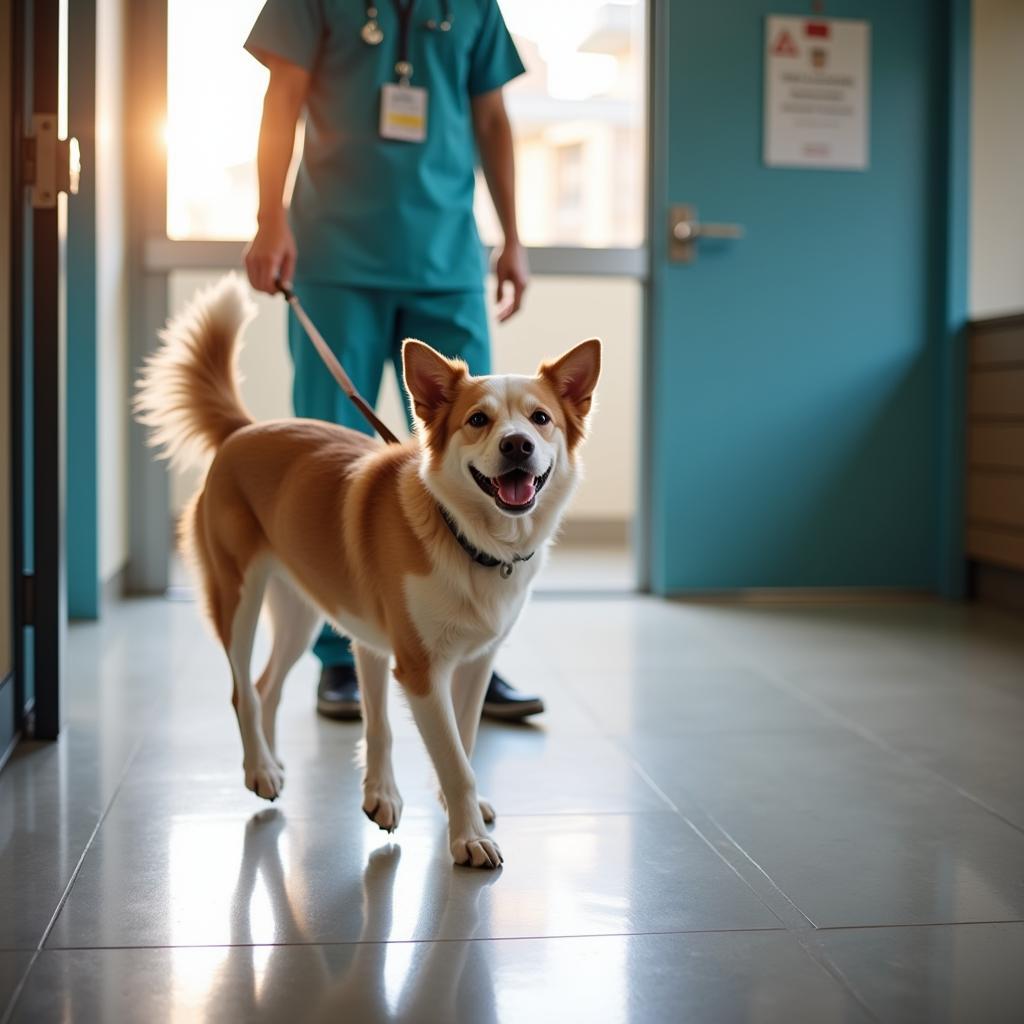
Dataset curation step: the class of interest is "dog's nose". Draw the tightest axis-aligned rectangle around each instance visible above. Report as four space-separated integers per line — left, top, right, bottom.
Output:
499 433 535 464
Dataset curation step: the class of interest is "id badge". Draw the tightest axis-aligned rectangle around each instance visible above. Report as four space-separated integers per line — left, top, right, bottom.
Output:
379 83 427 143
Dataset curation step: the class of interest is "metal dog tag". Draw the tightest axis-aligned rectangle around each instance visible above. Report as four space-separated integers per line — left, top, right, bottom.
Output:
500 563 514 579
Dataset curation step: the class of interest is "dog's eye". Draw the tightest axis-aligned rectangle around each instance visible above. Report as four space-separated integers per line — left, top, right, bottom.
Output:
467 411 489 429
531 409 551 426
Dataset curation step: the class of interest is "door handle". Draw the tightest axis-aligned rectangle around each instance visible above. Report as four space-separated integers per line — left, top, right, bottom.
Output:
669 204 744 262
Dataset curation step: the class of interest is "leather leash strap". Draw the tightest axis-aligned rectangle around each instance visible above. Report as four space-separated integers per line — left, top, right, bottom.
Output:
276 280 401 445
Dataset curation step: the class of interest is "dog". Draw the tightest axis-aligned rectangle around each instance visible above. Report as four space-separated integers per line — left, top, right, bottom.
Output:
135 274 600 869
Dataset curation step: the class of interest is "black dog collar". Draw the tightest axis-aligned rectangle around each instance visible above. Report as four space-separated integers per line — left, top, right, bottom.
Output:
437 505 534 578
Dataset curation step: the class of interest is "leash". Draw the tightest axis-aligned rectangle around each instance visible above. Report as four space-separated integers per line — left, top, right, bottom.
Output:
276 279 401 445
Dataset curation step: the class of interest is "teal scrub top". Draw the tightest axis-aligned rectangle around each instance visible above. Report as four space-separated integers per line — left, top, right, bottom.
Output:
245 0 525 291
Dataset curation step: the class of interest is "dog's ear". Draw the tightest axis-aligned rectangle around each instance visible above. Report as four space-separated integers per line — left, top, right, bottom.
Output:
402 339 466 423
540 338 602 419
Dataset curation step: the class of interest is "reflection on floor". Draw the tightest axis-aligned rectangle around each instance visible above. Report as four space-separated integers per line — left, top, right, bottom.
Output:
2 596 1024 1021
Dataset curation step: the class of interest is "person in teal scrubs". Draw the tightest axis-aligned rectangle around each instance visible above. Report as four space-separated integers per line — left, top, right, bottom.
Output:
243 0 544 721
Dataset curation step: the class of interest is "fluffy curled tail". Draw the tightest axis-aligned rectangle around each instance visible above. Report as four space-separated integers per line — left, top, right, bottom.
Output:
134 273 256 469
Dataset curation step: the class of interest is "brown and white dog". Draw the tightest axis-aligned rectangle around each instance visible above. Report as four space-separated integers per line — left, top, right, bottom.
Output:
135 275 600 869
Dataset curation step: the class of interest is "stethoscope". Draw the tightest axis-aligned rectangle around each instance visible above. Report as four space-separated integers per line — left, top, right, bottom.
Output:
362 1 454 46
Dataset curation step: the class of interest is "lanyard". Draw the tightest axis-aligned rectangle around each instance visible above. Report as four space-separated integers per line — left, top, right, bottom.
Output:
392 0 416 82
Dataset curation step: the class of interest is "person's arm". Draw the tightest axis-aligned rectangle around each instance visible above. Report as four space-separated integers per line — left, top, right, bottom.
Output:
243 56 310 294
472 88 528 322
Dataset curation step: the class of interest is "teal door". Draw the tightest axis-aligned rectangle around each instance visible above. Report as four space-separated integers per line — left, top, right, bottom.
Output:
646 0 967 593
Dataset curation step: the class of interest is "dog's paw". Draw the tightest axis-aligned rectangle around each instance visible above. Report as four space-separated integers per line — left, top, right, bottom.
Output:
451 833 503 870
362 785 403 833
245 761 285 802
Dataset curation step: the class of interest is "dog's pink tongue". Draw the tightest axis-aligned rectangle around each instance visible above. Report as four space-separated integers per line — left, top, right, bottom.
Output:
496 471 536 506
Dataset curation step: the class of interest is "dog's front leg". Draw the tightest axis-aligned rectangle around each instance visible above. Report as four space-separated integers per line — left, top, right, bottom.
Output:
398 661 502 869
451 651 498 824
354 643 403 833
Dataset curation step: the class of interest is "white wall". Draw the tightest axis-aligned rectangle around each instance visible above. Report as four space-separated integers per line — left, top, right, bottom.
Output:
168 273 641 528
96 0 129 582
970 0 1024 317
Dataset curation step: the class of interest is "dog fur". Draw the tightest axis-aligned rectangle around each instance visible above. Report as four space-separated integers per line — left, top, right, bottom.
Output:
135 274 600 869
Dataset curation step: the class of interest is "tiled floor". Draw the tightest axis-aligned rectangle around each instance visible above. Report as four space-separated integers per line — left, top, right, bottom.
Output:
2 595 1024 1022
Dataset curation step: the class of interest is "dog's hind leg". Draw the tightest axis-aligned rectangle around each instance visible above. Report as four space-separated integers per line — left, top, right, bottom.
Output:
256 573 321 766
354 643 403 833
226 558 283 801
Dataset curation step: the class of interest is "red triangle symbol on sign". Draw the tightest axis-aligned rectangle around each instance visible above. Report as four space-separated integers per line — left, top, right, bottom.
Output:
772 30 799 57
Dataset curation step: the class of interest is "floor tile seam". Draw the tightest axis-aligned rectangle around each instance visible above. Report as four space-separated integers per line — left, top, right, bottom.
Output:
681 814 881 1020
35 734 149 949
618 757 683 814
611 734 820 933
482 678 681 814
678 812 817 934
1 736 146 1024
595 662 1011 1021
688 624 1024 838
758 674 1024 836
617 738 881 1020
813 918 1024 932
672 799 882 1022
781 931 882 1022
617 718 1024 942
36 927 791 954
620 769 879 1016
94 809 682 826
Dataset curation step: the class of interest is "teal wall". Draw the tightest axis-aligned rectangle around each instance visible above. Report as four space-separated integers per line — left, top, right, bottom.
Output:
66 0 99 618
646 0 970 595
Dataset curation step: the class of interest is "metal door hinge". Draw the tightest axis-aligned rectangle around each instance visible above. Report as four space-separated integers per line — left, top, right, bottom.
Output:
24 113 80 208
22 574 35 628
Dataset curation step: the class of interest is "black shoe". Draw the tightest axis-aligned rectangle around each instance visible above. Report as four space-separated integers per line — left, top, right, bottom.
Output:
317 664 362 720
481 672 544 721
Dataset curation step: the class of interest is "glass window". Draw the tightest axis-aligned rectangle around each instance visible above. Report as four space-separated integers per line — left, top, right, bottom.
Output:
165 0 645 246
476 0 646 247
166 0 267 239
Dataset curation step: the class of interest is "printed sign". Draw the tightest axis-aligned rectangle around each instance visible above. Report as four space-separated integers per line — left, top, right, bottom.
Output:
764 16 870 170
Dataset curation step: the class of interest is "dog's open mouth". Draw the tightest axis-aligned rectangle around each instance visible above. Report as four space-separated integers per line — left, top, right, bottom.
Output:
470 463 552 514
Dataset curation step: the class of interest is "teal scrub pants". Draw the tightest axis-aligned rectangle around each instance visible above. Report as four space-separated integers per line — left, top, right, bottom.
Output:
288 282 492 669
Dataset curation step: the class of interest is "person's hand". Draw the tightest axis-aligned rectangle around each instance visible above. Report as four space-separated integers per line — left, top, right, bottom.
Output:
494 239 529 322
244 213 297 294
